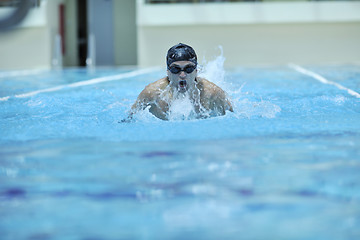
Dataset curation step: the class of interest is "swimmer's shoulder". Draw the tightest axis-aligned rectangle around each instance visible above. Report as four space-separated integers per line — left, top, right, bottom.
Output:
196 77 225 97
140 77 169 97
197 77 233 112
144 77 169 91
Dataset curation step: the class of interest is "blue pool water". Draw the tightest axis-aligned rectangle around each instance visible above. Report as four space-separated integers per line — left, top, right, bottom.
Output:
0 62 360 239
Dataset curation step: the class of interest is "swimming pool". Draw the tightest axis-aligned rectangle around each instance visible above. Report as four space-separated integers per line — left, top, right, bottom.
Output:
1 61 360 239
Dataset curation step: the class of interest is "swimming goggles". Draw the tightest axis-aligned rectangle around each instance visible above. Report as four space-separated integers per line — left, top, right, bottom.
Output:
168 64 197 74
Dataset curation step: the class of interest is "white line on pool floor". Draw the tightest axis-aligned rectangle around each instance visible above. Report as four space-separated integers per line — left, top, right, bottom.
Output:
0 67 161 102
289 63 360 98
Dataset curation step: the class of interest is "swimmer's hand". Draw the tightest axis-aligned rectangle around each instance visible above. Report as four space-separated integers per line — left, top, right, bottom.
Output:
119 117 132 123
119 113 134 123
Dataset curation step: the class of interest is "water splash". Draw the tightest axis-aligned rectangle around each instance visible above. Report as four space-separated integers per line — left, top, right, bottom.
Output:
198 46 227 89
168 93 197 121
198 46 281 119
234 99 281 119
133 46 281 121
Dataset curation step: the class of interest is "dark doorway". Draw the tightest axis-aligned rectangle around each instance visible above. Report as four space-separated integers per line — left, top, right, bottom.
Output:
77 0 87 66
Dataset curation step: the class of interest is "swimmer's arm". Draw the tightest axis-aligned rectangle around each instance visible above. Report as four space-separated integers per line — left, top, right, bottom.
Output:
213 87 234 113
120 88 153 123
200 78 233 113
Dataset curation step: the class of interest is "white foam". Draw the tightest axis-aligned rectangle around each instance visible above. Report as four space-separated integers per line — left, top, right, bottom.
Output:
198 46 227 89
233 98 281 119
197 47 281 119
168 93 197 121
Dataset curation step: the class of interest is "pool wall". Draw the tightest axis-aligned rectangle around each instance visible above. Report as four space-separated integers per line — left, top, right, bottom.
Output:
1 1 360 70
137 0 360 67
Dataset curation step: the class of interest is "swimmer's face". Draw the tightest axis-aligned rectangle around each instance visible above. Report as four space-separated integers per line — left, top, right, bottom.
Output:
167 61 197 93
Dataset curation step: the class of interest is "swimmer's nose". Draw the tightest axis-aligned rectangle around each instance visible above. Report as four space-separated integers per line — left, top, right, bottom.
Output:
179 71 186 78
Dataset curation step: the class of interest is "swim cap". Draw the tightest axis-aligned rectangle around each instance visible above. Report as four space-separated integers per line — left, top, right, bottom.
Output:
166 43 197 67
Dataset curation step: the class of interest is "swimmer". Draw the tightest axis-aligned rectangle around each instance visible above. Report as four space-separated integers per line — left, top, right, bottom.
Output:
123 43 233 121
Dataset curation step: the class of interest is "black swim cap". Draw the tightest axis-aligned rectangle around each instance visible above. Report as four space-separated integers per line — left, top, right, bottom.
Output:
166 43 197 67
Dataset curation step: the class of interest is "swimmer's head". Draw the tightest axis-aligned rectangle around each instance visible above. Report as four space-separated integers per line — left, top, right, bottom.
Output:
166 43 197 68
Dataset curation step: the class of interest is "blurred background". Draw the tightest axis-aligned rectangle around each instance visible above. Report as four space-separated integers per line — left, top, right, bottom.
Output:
0 0 359 70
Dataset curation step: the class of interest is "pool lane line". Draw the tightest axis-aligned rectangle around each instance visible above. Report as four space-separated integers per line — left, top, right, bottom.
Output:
0 67 161 102
289 63 360 99
0 69 48 79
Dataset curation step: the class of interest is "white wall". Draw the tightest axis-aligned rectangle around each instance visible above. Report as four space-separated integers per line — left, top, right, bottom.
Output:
113 0 137 66
137 0 360 67
63 0 78 67
1 1 359 70
0 27 50 70
0 0 65 70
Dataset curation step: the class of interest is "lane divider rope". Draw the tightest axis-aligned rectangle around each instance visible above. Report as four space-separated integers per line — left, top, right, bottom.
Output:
289 63 360 98
0 69 48 78
0 67 161 102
